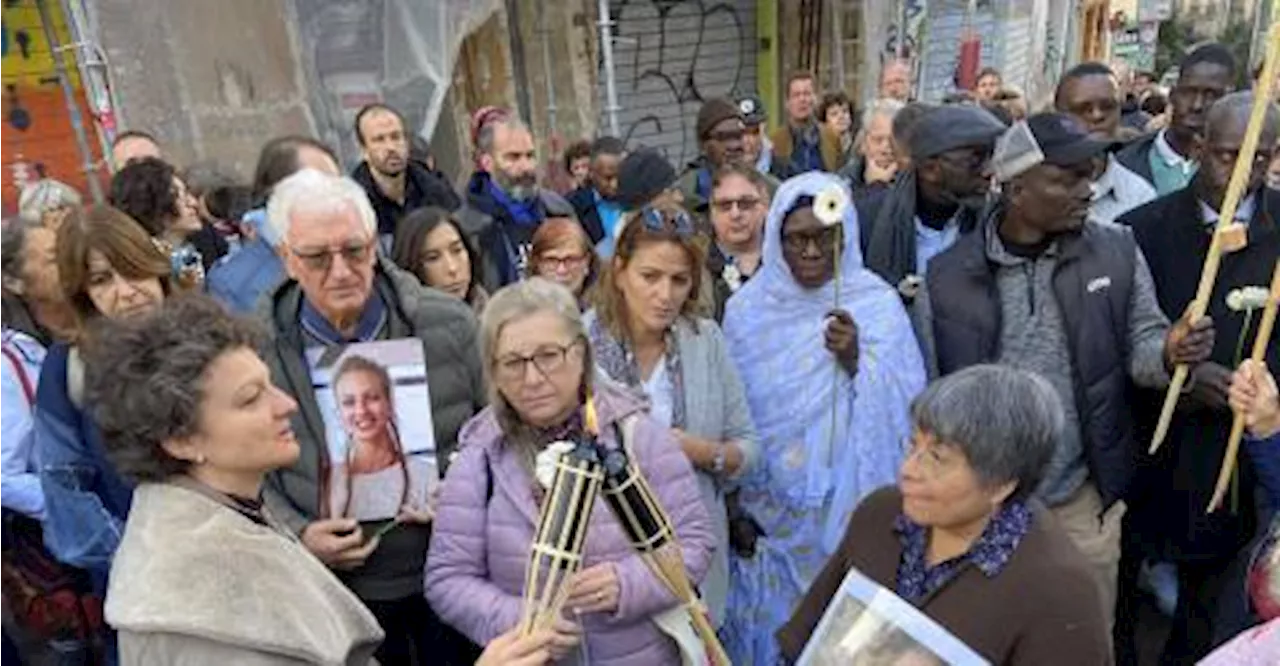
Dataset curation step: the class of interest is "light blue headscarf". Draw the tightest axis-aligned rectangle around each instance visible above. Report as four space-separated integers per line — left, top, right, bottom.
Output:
723 171 925 553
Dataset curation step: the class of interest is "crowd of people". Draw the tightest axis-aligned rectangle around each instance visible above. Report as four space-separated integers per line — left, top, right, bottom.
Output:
2 42 1279 666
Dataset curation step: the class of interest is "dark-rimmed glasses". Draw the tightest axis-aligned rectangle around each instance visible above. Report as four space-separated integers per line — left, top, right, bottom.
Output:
493 338 583 383
711 196 762 214
782 226 840 253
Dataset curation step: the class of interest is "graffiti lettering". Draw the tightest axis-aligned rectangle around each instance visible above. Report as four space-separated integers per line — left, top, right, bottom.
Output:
605 0 751 166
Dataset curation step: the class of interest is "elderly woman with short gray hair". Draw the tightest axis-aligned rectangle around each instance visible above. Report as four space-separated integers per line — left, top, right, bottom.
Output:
426 278 714 666
778 365 1112 665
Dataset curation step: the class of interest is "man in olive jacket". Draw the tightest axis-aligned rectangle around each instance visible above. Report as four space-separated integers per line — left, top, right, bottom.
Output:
257 168 485 665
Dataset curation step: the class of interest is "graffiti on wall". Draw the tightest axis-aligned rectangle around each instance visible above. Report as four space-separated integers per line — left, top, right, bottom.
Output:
1 1 101 216
605 0 754 166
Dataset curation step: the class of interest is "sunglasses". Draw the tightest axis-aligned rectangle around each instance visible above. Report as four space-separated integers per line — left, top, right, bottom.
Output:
289 242 374 274
639 206 695 237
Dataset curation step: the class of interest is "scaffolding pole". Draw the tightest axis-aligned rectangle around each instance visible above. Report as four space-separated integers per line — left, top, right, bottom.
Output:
597 0 620 137
37 0 103 202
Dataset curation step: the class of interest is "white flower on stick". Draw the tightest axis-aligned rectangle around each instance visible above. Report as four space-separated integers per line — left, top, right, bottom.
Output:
1226 286 1270 312
534 440 577 490
813 185 850 227
722 264 743 292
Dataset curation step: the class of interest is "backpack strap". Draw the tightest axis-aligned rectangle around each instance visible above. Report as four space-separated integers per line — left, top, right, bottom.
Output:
0 344 35 406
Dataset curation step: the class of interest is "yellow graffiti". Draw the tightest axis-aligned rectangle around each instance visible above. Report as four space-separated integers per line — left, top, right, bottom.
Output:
2 0 81 87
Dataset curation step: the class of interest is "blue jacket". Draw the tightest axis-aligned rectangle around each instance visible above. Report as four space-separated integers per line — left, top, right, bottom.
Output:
206 235 285 314
35 343 133 585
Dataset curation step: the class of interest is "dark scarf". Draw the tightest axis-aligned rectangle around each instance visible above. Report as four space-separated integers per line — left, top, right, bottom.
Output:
863 170 983 293
299 292 387 345
485 179 541 227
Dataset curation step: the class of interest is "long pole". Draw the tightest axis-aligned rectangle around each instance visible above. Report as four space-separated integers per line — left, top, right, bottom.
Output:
829 0 845 91
597 0 620 137
539 8 558 136
37 0 102 202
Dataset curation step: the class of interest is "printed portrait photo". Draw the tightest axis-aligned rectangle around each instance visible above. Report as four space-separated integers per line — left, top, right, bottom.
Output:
307 339 438 522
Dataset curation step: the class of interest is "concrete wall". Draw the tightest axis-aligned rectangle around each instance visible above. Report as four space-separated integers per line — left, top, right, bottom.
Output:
92 0 314 177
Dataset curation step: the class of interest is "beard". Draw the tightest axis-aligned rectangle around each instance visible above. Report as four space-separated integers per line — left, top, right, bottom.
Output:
497 170 538 202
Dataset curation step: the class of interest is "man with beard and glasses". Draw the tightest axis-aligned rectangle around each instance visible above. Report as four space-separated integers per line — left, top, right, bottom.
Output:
1115 93 1280 666
457 117 575 289
1054 62 1157 223
858 104 1006 301
915 113 1215 633
567 136 626 256
1115 44 1236 196
676 97 780 218
351 104 461 250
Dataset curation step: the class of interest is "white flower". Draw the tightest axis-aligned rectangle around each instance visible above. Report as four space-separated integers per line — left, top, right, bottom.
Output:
897 274 923 300
1227 286 1270 312
534 441 577 490
812 185 849 228
722 264 743 292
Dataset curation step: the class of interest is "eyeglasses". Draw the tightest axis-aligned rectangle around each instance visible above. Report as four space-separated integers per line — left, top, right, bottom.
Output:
493 339 582 383
639 206 695 237
538 254 588 272
711 196 762 214
782 226 840 254
901 436 958 477
289 242 374 274
707 129 745 143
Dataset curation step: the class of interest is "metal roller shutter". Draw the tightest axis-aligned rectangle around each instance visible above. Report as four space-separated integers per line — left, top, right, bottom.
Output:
601 0 758 168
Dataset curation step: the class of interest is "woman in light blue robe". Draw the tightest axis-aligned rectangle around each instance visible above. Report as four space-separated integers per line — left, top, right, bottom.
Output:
721 172 926 664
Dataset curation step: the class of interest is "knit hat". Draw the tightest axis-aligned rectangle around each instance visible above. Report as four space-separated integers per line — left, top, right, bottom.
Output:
615 148 677 210
697 97 744 141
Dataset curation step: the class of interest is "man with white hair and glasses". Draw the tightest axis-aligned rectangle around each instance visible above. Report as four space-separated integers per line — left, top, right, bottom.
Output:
257 169 486 665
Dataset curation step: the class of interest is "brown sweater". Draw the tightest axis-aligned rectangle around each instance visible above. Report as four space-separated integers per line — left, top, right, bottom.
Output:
777 487 1113 665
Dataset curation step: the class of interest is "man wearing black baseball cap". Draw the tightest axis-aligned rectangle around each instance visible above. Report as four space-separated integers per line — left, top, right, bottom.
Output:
916 111 1215 633
737 94 773 173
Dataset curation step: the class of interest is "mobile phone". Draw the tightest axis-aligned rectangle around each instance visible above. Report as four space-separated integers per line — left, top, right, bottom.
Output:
371 519 401 540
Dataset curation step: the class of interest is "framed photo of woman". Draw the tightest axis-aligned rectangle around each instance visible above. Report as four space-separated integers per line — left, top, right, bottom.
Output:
307 339 439 522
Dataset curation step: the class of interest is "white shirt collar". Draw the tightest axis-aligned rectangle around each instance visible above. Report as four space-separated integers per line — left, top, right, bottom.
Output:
1153 129 1196 174
1199 193 1258 226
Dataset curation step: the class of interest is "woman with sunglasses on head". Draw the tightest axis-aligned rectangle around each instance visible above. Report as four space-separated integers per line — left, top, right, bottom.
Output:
426 278 714 665
584 203 759 629
706 165 769 322
391 206 490 315
527 217 599 309
720 172 925 665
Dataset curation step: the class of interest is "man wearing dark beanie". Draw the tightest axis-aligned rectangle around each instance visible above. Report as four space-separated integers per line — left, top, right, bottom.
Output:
675 97 780 215
615 148 681 212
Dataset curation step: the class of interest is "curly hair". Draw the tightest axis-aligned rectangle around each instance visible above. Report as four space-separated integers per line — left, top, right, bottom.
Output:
108 156 180 237
81 294 266 482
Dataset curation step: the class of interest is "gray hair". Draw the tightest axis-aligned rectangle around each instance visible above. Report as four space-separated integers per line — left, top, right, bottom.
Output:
1206 91 1280 142
266 168 377 244
476 117 532 157
19 179 81 224
854 98 906 155
911 364 1063 501
82 295 267 482
480 278 593 438
1 218 42 284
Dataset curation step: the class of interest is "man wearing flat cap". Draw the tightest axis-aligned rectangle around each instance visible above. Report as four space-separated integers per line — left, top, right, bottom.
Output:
915 112 1215 630
860 104 1007 298
675 97 780 215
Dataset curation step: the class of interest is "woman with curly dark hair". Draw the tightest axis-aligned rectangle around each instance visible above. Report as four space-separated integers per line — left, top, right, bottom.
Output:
86 295 560 666
109 156 222 279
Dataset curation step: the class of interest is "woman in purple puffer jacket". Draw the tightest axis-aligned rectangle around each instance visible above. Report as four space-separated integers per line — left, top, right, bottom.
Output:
426 278 714 665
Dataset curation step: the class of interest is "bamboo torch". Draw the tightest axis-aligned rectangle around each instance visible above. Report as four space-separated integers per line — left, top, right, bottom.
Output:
595 442 731 665
1207 261 1280 513
518 439 604 634
1150 22 1280 453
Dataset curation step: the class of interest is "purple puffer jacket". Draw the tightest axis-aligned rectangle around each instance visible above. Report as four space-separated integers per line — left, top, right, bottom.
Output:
425 382 714 665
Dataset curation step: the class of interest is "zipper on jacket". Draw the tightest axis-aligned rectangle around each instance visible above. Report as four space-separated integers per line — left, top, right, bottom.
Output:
1023 263 1037 316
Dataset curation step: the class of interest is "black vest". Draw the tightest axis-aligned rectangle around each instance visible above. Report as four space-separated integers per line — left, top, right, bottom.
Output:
927 220 1138 508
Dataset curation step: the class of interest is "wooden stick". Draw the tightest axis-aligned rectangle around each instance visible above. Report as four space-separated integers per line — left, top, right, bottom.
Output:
1151 23 1280 453
1208 261 1280 513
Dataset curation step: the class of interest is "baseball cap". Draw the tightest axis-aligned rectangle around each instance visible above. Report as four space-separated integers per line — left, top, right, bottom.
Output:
993 112 1115 182
737 94 767 126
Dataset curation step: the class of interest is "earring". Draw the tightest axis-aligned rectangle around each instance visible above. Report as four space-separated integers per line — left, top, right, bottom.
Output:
195 453 207 465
